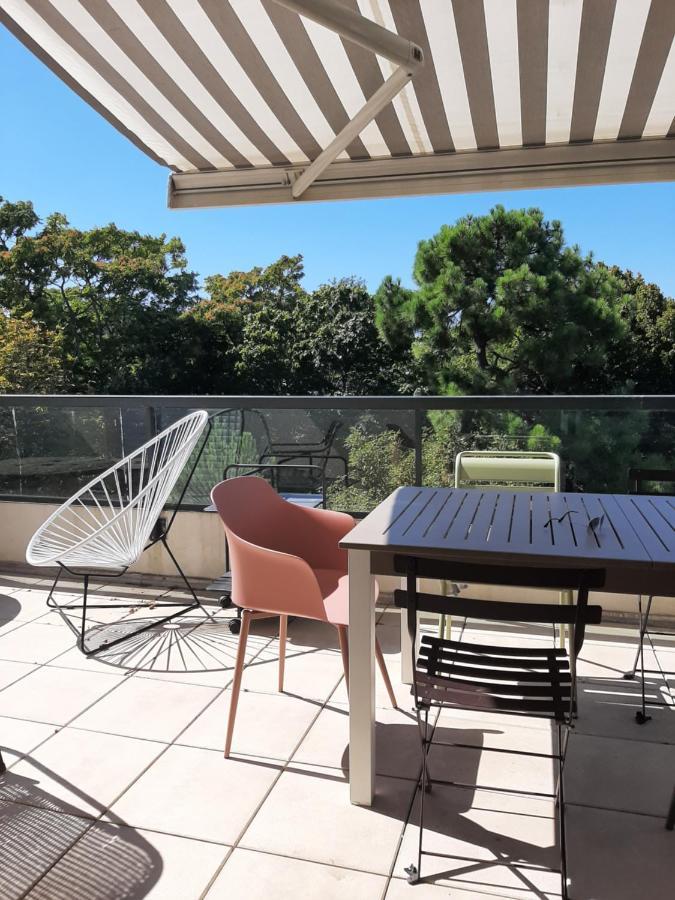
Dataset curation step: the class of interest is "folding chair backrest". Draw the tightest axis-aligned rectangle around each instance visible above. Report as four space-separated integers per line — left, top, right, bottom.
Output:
628 466 675 495
454 450 561 493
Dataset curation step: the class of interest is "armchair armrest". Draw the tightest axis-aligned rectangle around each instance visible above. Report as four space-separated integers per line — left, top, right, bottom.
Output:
289 505 355 570
226 529 328 621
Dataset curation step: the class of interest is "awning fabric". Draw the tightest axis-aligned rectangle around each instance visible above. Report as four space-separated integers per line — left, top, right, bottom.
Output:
2 0 675 208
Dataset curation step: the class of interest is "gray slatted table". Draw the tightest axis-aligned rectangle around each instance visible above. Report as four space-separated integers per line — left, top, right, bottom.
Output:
340 486 675 806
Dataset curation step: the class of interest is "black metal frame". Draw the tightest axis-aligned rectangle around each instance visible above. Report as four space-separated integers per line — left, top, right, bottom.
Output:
3 393 675 511
624 467 675 724
259 419 349 490
395 556 605 898
43 417 216 656
45 535 212 656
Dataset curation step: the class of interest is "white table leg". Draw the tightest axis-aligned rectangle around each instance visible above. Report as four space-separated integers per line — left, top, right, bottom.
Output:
400 576 413 685
348 548 375 806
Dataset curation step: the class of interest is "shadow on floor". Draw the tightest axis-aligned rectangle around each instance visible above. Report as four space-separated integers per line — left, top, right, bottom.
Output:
0 593 22 629
0 763 162 900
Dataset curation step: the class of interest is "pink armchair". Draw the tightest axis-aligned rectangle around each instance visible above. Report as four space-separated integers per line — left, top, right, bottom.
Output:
211 476 397 757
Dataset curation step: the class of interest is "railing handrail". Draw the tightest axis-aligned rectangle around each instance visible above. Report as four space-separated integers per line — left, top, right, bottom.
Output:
1 393 675 410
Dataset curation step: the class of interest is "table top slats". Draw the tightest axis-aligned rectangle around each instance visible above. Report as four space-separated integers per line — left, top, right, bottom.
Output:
422 489 469 543
396 488 443 537
546 493 579 552
505 492 533 553
439 489 483 543
341 486 674 575
483 492 517 549
611 494 675 565
529 492 556 553
461 491 502 550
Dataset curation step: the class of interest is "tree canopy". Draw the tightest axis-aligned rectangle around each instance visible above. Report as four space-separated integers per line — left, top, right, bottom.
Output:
1 197 673 407
375 205 629 396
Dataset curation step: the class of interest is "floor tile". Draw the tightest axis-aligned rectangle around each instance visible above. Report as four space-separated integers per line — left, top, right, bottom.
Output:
27 823 228 900
575 677 675 743
576 639 655 679
0 716 57 768
292 702 424 778
0 574 48 592
394 784 561 898
179 689 320 759
1 728 165 818
0 621 75 664
565 732 675 817
241 762 414 875
47 645 138 676
385 880 502 899
332 658 415 710
0 665 124 726
206 848 386 900
0 659 37 690
266 616 343 655
431 712 558 796
0 801 92 900
0 617 26 638
36 592 89 625
132 616 270 687
71 676 220 742
1 588 50 625
293 701 550 790
241 649 344 702
566 804 675 900
109 744 281 844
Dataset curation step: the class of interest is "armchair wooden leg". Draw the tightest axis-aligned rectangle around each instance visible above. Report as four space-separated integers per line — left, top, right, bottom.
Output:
375 638 398 709
337 624 349 693
224 609 252 758
278 615 288 693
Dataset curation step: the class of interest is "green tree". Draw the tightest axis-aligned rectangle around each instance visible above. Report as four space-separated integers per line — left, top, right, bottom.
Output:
0 314 65 393
376 205 627 396
292 278 413 394
0 198 200 392
195 260 411 394
606 267 675 394
185 255 306 393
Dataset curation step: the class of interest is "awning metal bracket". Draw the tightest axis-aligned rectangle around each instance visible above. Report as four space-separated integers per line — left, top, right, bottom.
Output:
271 0 423 199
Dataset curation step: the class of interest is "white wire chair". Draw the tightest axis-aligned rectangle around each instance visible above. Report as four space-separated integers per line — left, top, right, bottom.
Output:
26 410 211 655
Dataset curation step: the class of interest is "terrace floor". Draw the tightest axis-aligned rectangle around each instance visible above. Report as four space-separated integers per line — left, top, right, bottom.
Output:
0 572 674 900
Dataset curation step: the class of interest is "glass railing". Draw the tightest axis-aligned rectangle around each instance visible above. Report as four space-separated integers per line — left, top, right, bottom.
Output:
0 395 673 512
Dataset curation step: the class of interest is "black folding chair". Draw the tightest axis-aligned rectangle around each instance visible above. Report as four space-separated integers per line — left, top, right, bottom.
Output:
259 419 348 492
394 557 605 900
625 467 675 724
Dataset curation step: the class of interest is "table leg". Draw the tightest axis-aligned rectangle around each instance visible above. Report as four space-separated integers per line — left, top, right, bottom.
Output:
400 577 413 685
348 548 375 806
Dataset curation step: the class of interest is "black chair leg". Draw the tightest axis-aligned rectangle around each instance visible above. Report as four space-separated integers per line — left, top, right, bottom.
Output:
0 749 6 775
633 595 653 724
406 705 431 885
557 723 569 900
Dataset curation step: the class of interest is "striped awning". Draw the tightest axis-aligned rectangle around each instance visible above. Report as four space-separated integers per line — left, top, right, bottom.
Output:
2 0 675 208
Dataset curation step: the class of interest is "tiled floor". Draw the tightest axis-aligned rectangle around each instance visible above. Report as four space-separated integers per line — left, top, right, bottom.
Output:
0 573 674 899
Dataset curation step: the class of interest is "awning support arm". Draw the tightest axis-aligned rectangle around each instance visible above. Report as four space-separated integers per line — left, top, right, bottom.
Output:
272 0 422 67
271 0 423 199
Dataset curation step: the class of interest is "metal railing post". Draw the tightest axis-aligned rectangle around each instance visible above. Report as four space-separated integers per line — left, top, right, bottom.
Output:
414 408 424 487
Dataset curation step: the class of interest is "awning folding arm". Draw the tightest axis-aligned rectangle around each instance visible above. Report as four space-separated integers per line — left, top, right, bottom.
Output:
271 0 423 198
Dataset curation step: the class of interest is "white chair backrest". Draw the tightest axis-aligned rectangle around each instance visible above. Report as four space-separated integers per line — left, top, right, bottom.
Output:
26 410 209 570
454 451 561 492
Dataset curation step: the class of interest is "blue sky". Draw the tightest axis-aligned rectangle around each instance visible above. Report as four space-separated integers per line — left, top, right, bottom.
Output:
2 24 675 296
